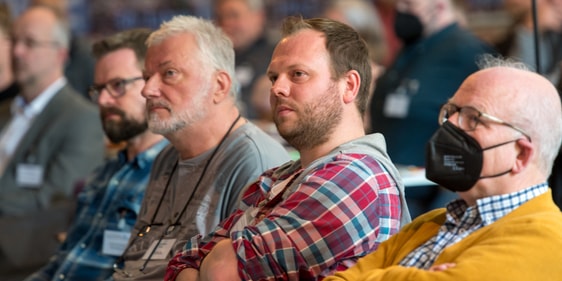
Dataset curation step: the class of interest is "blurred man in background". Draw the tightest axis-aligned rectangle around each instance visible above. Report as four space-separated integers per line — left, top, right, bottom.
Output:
0 5 104 280
213 0 275 119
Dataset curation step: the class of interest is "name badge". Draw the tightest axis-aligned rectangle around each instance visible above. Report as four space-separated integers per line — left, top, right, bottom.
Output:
141 238 177 260
383 78 419 119
102 230 131 256
383 91 411 118
16 164 44 188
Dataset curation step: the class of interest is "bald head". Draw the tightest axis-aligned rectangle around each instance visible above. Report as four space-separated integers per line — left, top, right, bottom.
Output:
454 60 562 176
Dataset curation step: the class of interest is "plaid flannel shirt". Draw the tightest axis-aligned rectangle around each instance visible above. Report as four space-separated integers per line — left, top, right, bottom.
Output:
166 152 402 280
25 140 168 281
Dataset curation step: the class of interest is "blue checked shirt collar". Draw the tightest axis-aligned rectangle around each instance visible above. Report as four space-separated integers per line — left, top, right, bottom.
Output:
447 182 549 227
400 182 548 269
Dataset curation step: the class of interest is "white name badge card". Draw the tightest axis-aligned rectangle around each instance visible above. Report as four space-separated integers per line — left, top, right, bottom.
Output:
141 239 177 260
383 92 411 118
16 164 44 188
102 230 131 256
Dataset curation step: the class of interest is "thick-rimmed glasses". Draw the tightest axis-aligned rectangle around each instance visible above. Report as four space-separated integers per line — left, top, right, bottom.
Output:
439 103 532 141
89 77 143 101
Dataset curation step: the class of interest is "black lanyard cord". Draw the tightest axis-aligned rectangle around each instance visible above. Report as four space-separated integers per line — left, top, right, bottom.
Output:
114 155 179 272
115 114 242 274
139 114 242 272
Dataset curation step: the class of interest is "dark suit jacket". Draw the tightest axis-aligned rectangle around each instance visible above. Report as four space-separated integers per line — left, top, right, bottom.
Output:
0 84 105 272
369 23 495 167
0 82 20 129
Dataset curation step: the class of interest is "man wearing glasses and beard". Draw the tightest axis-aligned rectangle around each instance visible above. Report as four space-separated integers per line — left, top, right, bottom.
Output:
23 28 168 281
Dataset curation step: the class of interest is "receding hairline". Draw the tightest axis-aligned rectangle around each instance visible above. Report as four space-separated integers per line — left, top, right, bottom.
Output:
477 66 557 94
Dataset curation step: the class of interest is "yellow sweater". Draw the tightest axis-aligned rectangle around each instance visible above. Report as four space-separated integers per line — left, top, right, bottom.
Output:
326 190 562 281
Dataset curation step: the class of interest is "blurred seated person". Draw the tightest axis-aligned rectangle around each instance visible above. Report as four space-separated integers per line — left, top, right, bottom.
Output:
30 0 95 98
0 6 105 280
23 28 168 281
495 0 562 84
369 0 495 218
326 56 562 281
213 0 275 119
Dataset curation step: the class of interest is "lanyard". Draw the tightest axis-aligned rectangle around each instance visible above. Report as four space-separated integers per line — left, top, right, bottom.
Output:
114 114 242 275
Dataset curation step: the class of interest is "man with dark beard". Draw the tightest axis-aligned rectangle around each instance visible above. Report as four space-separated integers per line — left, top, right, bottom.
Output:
24 28 168 281
166 17 410 281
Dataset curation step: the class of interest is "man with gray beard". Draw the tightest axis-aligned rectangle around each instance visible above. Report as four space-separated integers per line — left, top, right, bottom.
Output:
112 15 290 281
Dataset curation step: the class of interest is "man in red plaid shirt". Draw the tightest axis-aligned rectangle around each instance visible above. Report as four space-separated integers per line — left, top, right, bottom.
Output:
166 16 411 281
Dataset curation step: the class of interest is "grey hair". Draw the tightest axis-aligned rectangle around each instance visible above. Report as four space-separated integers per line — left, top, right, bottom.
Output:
30 5 70 49
146 15 238 98
52 18 69 49
476 54 562 175
476 54 531 71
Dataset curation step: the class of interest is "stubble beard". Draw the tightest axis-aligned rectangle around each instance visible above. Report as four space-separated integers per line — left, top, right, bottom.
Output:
276 85 343 151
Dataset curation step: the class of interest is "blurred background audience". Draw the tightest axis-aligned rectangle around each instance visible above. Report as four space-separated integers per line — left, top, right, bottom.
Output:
0 5 104 280
368 0 496 218
213 0 275 119
495 0 562 82
0 0 559 228
28 0 95 99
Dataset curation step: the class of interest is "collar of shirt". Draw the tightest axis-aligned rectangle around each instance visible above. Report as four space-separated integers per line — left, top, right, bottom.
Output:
445 182 549 227
398 182 549 269
11 77 67 118
116 139 169 169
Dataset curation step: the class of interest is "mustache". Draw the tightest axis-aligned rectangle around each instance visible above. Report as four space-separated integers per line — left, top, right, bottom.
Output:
100 106 125 118
146 99 171 111
273 98 296 111
13 59 26 71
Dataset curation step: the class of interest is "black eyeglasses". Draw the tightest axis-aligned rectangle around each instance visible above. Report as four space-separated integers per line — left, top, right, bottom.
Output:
89 77 144 101
439 103 532 141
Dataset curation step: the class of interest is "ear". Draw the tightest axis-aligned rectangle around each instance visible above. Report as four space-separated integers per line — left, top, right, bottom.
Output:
212 70 232 104
342 69 360 104
512 138 534 173
58 47 70 66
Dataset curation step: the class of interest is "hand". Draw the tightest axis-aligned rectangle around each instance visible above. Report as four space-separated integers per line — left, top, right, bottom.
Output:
428 263 456 272
199 239 241 281
176 268 200 281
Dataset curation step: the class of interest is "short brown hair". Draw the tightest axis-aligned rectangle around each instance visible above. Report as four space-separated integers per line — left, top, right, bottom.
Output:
92 28 152 71
281 16 372 115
